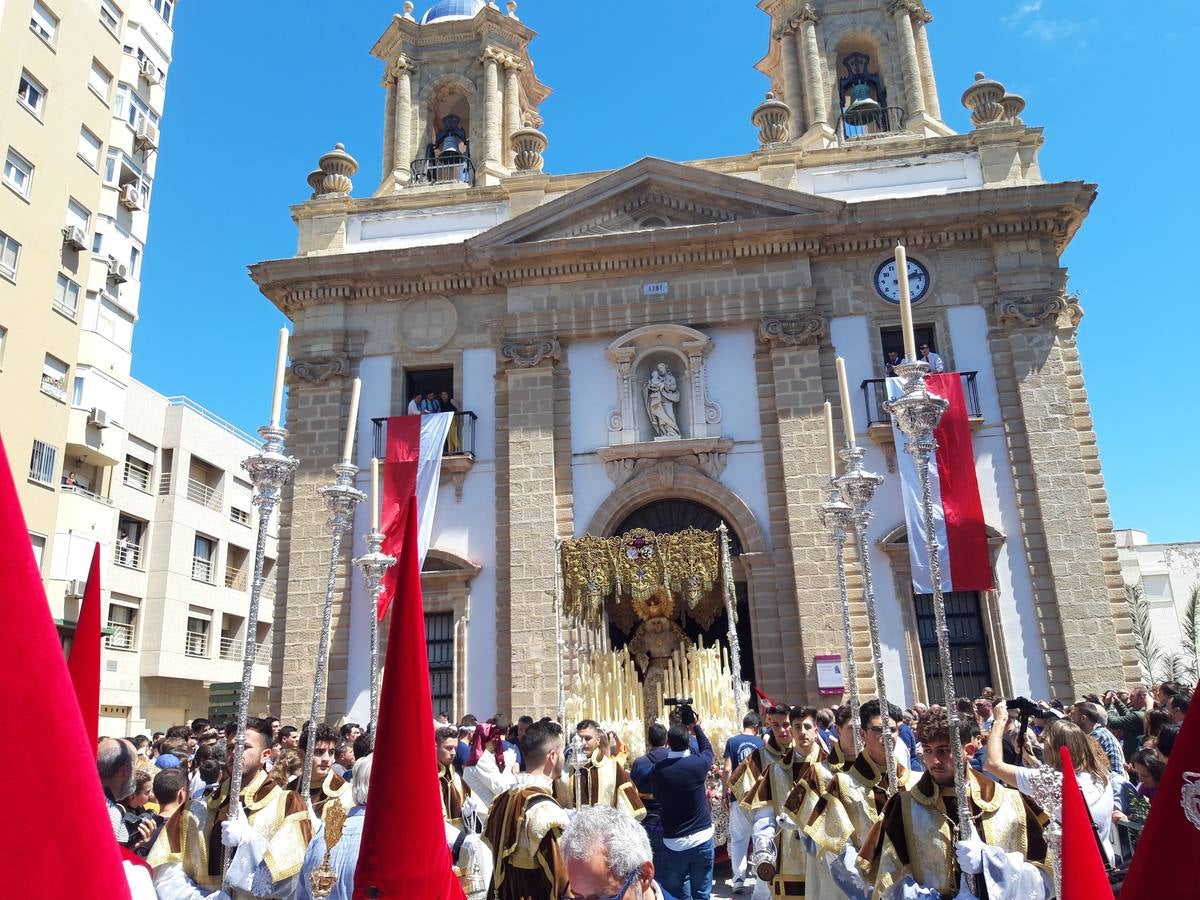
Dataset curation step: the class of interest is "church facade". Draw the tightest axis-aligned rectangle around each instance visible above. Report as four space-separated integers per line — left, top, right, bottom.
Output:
251 0 1136 724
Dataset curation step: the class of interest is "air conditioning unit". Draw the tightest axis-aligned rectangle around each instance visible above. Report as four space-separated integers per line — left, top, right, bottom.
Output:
139 57 161 85
107 256 128 283
88 407 109 428
62 225 88 251
65 579 87 599
119 183 142 210
135 120 159 152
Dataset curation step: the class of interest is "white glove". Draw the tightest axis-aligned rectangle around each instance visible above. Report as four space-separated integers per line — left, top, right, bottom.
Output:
954 822 986 876
220 810 253 848
778 812 799 832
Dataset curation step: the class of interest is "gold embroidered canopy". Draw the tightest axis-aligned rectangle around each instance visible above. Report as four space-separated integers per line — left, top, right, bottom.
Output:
559 527 726 632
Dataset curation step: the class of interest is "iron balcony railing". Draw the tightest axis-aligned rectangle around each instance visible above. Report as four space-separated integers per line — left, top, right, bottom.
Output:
224 566 248 591
123 458 152 491
191 556 214 584
219 638 270 663
105 621 136 651
836 106 907 143
372 411 477 460
186 477 222 510
113 542 143 570
859 371 982 428
61 481 113 505
230 507 250 527
410 156 476 186
184 630 209 657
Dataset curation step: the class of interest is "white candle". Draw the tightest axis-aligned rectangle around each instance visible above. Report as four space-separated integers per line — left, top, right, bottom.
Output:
341 377 361 464
370 457 380 532
896 243 917 362
269 327 288 428
835 356 856 447
824 400 837 478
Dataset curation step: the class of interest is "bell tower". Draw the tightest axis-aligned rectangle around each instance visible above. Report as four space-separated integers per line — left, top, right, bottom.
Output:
756 0 951 147
370 0 551 192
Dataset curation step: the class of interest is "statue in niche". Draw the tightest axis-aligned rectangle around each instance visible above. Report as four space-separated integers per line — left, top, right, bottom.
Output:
642 363 682 439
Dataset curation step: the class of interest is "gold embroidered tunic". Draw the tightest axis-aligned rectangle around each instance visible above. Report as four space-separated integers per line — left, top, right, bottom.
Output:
861 769 1050 899
484 773 570 900
441 762 470 828
804 751 918 860
728 734 789 814
556 749 646 821
309 770 352 824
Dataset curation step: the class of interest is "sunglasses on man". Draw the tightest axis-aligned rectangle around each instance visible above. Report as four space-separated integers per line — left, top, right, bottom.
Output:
562 869 639 900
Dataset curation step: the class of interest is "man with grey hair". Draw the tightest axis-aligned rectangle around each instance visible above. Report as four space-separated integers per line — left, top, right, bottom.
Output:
561 805 677 900
297 754 373 900
98 737 141 844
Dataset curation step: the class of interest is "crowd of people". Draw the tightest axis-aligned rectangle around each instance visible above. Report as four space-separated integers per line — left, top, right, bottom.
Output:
99 679 1188 899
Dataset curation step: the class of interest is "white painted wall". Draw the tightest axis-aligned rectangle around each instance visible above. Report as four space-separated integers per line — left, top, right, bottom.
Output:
795 153 984 202
347 201 509 250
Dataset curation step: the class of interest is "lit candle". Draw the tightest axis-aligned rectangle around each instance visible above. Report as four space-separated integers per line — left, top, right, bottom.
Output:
341 377 361 464
824 400 837 478
269 327 288 428
370 457 380 532
896 243 917 362
835 356 857 447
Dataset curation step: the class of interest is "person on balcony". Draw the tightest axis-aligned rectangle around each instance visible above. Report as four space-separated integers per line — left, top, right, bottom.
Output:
915 342 945 373
884 350 901 377
439 391 461 453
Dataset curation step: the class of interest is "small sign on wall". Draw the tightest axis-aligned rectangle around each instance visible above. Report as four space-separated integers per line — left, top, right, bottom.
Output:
815 654 845 695
643 281 669 296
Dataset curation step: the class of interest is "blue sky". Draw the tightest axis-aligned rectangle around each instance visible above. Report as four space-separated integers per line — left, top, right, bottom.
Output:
134 1 1199 542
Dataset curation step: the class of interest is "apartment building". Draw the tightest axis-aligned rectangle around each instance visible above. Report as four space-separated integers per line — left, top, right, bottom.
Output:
0 2 175 626
100 380 276 735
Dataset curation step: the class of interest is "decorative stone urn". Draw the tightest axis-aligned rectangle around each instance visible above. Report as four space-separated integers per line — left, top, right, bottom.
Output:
511 126 548 173
961 72 1007 128
751 92 791 148
1000 92 1026 125
317 143 359 197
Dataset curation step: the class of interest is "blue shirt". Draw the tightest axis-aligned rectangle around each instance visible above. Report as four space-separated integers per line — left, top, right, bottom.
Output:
649 727 715 840
898 723 923 772
297 806 365 900
724 733 764 768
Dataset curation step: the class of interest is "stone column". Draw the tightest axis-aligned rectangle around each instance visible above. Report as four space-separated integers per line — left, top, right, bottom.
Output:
756 313 841 701
798 6 828 129
503 59 524 169
911 8 941 120
381 73 396 182
392 56 415 184
481 49 502 170
497 336 562 716
778 25 806 138
889 0 927 121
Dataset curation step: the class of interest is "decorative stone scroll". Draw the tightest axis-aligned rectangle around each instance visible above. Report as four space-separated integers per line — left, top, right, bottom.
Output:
757 314 827 348
597 437 735 488
498 335 561 369
995 291 1076 328
291 355 350 385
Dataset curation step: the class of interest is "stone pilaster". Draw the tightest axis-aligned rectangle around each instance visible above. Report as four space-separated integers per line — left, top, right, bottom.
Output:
392 56 416 185
778 25 806 138
889 0 927 122
503 60 524 169
911 8 941 121
481 49 503 173
797 6 827 130
497 335 562 716
756 313 839 701
381 73 396 182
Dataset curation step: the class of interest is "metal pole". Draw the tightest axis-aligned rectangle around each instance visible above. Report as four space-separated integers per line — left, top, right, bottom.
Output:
301 462 365 815
821 483 863 755
884 362 976 861
225 424 297 875
353 529 395 730
554 538 566 727
718 523 746 714
836 444 898 796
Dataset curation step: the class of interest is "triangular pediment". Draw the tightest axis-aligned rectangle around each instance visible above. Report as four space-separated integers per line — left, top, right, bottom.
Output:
472 157 844 248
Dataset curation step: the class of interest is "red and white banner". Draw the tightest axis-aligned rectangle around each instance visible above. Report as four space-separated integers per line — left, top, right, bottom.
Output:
379 412 453 619
886 373 992 594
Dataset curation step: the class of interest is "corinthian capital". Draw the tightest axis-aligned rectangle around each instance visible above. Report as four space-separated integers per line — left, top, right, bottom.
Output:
994 291 1076 329
389 55 416 80
795 3 819 24
499 335 561 369
888 0 927 19
757 314 828 348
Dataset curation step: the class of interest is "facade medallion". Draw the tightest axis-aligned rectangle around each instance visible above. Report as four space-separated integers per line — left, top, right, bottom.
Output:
398 295 458 351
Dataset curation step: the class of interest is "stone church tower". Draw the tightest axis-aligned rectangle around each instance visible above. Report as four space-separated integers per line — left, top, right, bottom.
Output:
254 0 1136 724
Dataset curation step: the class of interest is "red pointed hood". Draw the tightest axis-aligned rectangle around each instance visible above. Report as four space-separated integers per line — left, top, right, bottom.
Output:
67 542 103 748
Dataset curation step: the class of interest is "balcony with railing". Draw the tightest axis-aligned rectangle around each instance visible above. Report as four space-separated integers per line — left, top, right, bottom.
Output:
836 106 907 143
113 542 143 570
184 630 209 657
60 480 113 505
218 637 270 663
123 457 152 492
191 556 214 584
105 620 136 651
410 156 475 186
373 412 478 501
186 478 222 510
158 472 172 495
858 371 985 468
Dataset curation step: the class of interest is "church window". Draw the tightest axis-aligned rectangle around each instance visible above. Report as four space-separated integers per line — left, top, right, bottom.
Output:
913 591 992 702
425 612 454 715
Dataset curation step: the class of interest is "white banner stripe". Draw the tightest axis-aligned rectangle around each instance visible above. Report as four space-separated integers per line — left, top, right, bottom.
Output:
416 412 454 569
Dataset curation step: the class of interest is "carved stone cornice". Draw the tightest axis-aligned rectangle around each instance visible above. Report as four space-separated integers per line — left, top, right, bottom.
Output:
498 335 560 369
389 55 417 80
481 46 520 69
757 314 827 348
994 290 1079 329
596 437 735 489
888 0 927 19
290 354 350 385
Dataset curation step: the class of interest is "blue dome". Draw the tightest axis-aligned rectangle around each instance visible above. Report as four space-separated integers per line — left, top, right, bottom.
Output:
421 0 486 24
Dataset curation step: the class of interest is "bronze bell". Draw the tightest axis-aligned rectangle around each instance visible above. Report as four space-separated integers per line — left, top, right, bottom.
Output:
844 82 882 126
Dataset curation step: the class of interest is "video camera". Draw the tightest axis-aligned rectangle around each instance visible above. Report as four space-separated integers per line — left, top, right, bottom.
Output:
663 696 697 727
1005 697 1041 718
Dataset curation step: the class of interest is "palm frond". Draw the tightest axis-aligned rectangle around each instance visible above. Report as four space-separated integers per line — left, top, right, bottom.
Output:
1126 582 1163 683
1182 584 1200 682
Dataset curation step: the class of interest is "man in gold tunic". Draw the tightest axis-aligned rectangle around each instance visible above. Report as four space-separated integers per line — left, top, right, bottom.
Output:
209 718 313 898
861 707 1051 898
558 719 646 821
439 725 493 897
729 705 792 899
296 722 353 823
144 767 220 899
485 720 571 900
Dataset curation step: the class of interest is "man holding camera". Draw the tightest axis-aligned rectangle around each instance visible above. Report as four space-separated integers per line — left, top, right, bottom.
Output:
649 711 715 900
559 719 646 821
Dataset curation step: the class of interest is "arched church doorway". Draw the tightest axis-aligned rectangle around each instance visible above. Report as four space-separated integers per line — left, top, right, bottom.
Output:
607 499 757 704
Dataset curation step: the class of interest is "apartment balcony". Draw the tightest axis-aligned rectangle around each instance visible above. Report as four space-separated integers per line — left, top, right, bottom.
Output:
139 627 269 687
65 406 123 467
105 620 136 651
185 477 222 511
218 636 270 663
372 411 477 501
184 630 209 657
858 371 985 471
191 557 215 584
112 542 143 570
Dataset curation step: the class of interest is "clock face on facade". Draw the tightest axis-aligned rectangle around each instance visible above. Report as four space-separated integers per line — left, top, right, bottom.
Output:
874 257 930 304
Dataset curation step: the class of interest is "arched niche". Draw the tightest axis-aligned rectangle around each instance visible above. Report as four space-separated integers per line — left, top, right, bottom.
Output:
605 324 722 446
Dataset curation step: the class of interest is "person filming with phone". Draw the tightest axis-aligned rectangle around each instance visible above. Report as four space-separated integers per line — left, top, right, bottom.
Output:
649 700 715 900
